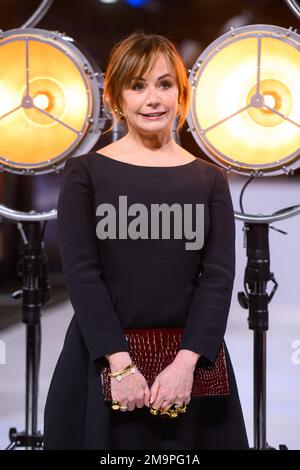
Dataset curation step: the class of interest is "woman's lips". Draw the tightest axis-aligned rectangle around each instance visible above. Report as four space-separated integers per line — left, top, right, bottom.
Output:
140 112 167 120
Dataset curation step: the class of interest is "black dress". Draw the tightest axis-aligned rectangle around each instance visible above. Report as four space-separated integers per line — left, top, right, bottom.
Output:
43 152 249 450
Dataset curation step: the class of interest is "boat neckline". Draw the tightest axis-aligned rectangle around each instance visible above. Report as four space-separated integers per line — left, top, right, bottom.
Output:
93 152 198 168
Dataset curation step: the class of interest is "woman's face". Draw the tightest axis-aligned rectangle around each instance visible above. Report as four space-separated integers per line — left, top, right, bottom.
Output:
121 53 179 135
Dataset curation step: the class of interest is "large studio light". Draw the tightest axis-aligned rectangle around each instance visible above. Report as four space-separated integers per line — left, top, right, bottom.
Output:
187 24 300 176
0 28 107 175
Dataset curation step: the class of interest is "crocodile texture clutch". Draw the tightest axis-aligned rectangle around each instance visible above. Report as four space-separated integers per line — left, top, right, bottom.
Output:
100 327 229 401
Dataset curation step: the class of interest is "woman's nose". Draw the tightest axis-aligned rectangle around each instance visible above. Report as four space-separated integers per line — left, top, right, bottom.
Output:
145 86 160 104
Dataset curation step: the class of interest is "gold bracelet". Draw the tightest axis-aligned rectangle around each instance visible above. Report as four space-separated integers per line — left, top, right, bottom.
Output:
112 366 137 382
108 363 136 378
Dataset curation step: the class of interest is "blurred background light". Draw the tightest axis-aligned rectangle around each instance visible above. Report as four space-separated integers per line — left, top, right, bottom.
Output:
126 0 149 8
99 0 119 4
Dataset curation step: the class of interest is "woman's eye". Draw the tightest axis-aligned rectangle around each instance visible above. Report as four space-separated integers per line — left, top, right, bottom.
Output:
160 81 172 89
131 81 172 91
132 82 144 91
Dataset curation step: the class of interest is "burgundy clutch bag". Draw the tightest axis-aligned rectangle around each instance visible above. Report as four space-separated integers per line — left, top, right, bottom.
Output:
100 327 229 401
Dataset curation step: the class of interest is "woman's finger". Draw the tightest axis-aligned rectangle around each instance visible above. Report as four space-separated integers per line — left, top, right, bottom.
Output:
119 401 129 412
143 386 151 407
149 380 160 405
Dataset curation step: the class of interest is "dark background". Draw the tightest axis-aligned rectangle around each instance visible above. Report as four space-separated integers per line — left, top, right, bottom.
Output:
0 0 298 327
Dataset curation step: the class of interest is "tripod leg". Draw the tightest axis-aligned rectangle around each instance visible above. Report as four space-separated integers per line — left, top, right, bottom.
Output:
5 442 16 450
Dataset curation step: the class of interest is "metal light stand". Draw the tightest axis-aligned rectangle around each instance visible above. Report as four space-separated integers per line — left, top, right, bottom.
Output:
235 207 300 450
0 204 57 450
5 220 51 450
238 222 278 450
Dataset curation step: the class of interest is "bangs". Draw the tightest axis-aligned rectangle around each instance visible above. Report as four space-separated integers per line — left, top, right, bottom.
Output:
120 44 174 89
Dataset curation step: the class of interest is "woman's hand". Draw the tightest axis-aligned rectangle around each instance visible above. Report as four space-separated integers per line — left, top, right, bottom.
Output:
149 350 200 410
111 369 151 411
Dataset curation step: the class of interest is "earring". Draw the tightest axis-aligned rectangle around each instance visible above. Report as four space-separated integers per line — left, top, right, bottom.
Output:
114 108 123 117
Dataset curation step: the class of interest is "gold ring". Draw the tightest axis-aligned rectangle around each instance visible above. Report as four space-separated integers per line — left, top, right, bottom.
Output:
169 409 179 418
149 405 179 418
111 400 121 411
149 403 188 418
149 405 159 416
178 404 187 413
159 407 170 415
174 403 187 413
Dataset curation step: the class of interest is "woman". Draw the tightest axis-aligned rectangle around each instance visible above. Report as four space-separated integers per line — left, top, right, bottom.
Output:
44 32 249 450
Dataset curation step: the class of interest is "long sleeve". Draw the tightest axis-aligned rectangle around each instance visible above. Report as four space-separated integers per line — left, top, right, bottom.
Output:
179 168 236 363
57 157 129 362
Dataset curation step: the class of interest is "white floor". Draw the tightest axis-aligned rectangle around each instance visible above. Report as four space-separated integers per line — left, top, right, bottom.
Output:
0 174 299 450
